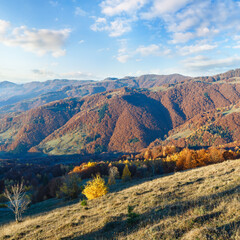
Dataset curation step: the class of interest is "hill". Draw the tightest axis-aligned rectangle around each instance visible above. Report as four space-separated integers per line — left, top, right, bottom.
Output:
0 88 172 154
2 69 240 155
0 99 82 153
1 159 240 239
0 74 188 113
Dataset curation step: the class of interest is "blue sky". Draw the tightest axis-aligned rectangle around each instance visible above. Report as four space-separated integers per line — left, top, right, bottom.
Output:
1 0 240 82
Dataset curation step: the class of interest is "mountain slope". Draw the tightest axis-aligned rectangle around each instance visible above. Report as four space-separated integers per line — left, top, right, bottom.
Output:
31 88 172 155
1 159 240 239
0 99 82 153
2 79 240 155
2 69 240 155
162 100 240 148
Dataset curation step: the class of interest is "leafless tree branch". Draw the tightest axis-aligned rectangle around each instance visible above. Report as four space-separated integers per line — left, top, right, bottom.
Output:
4 181 30 222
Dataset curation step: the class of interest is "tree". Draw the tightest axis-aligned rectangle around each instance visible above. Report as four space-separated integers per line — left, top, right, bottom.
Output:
58 173 81 200
108 166 119 185
122 165 131 182
82 174 108 200
4 182 30 222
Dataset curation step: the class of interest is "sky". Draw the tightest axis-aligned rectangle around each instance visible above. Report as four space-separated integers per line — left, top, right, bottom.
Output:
1 0 240 83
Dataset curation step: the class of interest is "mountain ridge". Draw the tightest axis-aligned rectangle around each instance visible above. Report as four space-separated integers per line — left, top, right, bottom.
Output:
0 74 188 113
2 69 240 156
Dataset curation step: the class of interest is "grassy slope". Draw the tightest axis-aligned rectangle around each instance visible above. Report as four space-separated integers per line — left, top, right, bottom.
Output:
1 160 240 240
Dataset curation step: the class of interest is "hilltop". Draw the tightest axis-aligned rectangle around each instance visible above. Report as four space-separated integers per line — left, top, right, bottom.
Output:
1 159 240 239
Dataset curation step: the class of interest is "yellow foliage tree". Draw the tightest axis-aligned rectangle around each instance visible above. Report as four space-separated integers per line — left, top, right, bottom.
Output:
122 165 131 182
82 174 108 200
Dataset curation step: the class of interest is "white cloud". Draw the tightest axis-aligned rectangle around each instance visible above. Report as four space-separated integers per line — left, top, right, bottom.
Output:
116 42 171 63
78 40 85 44
170 32 194 44
91 17 107 32
0 20 71 57
52 49 66 58
168 17 198 33
96 0 240 45
116 39 132 62
183 55 240 71
136 44 160 56
179 43 218 56
100 0 147 16
75 7 86 16
91 17 131 37
142 0 191 19
32 69 54 76
109 18 131 36
136 44 171 57
116 54 131 63
0 20 10 36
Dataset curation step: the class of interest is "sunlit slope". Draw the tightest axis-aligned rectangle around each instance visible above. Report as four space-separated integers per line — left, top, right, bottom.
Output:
1 159 240 239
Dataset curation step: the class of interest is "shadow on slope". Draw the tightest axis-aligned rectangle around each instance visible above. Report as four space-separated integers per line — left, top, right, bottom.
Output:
123 93 173 140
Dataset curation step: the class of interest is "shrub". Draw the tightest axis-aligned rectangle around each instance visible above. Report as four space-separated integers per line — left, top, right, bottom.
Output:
122 165 131 182
127 205 139 225
81 199 87 206
82 175 108 200
58 174 81 200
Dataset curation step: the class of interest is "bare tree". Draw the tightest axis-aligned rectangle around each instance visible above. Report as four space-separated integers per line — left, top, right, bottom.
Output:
108 166 120 185
4 182 30 222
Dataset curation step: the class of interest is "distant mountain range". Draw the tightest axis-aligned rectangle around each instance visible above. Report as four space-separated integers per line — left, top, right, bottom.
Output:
0 74 188 113
1 69 240 156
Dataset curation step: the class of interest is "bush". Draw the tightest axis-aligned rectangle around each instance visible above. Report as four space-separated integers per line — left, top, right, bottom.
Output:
81 199 87 206
58 174 82 200
82 174 108 200
122 165 131 182
127 205 139 225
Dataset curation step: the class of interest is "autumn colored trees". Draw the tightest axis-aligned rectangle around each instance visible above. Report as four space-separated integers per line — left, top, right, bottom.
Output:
82 175 108 200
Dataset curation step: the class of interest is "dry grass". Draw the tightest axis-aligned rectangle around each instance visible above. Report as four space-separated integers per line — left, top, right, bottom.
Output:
1 159 240 239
